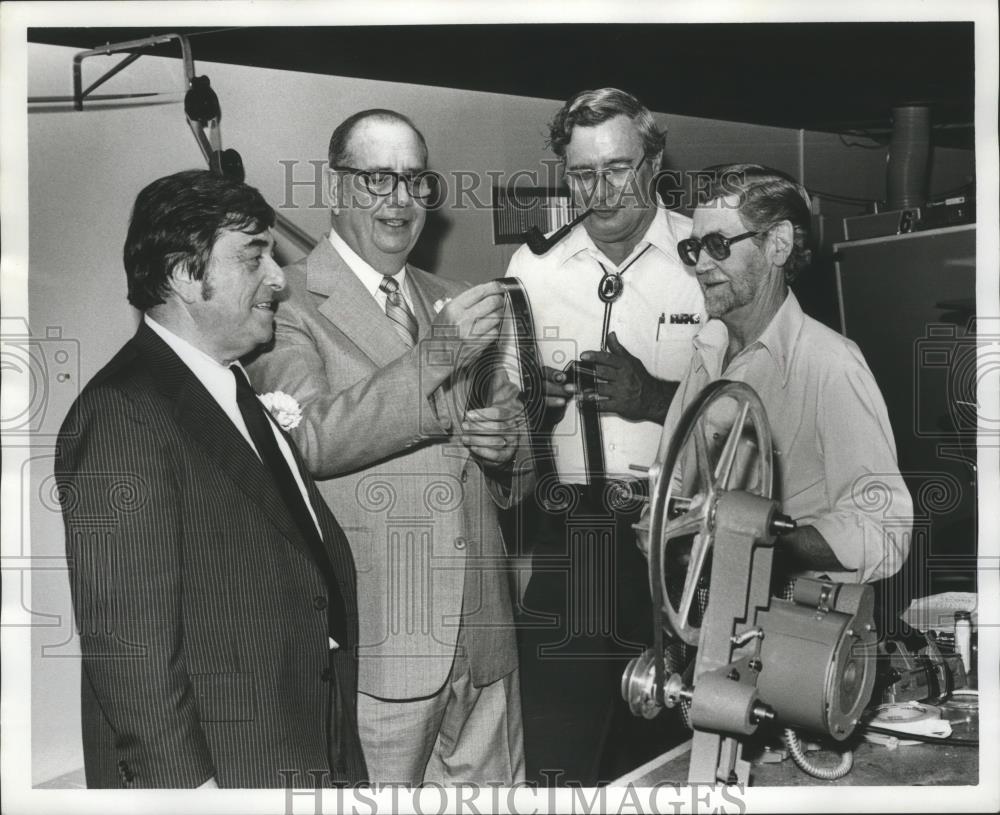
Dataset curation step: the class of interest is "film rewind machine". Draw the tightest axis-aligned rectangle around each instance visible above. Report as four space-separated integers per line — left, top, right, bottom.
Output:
619 380 878 784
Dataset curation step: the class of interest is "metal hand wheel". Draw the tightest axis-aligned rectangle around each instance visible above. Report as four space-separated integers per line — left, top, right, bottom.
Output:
624 380 775 718
646 380 774 646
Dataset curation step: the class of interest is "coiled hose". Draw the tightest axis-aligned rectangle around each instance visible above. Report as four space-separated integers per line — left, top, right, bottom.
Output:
782 728 854 780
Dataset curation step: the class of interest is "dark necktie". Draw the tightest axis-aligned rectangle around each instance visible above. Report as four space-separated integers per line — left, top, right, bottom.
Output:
379 276 419 347
231 366 347 643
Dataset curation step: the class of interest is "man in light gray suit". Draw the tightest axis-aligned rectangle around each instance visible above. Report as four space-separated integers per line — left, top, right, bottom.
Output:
248 109 526 785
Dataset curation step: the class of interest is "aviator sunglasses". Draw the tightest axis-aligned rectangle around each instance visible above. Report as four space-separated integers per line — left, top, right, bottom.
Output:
677 231 759 267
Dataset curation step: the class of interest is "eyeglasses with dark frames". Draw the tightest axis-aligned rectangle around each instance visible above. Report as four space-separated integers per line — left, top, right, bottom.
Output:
677 231 760 266
563 152 648 190
331 166 437 200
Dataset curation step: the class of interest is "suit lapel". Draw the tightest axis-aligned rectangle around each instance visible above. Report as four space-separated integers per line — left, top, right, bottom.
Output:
307 239 411 366
305 244 474 465
406 265 444 339
131 325 312 560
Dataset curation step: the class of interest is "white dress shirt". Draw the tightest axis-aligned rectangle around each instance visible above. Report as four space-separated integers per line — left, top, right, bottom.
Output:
328 228 414 311
506 203 706 481
144 315 323 537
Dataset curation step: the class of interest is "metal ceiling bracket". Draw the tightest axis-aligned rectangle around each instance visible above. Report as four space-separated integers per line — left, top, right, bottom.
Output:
68 31 319 254
72 33 195 111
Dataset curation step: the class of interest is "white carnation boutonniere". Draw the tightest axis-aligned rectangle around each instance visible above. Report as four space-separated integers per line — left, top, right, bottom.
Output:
259 391 302 431
433 297 452 315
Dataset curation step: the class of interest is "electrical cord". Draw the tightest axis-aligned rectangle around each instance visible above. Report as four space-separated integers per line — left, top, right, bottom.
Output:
861 724 978 747
804 176 973 209
804 187 875 205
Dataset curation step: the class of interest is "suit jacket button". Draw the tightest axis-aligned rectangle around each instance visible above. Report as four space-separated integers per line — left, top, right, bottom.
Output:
313 595 328 610
320 667 333 682
117 759 134 783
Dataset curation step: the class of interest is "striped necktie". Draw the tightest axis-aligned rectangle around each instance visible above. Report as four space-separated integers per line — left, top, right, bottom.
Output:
379 275 419 347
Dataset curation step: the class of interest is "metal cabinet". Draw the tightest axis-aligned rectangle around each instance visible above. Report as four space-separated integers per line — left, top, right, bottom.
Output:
834 224 977 598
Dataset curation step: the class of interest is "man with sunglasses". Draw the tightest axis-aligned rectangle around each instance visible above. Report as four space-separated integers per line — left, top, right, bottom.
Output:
504 88 705 785
247 109 526 785
660 163 911 589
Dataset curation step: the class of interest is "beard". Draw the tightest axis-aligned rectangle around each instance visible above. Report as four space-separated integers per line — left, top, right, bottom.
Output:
703 278 756 318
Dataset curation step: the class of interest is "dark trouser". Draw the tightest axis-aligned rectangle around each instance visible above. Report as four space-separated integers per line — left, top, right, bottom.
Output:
328 648 369 786
513 483 683 786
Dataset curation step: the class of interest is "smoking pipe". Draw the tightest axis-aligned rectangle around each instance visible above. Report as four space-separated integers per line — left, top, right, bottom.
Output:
524 208 594 255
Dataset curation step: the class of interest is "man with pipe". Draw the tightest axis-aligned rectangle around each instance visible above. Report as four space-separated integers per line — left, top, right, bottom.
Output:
504 88 705 785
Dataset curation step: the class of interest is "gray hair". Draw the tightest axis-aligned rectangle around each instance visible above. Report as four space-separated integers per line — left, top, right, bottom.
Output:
701 163 813 283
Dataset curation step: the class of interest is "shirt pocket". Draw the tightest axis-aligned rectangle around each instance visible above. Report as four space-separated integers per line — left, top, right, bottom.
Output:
652 337 697 381
190 672 256 722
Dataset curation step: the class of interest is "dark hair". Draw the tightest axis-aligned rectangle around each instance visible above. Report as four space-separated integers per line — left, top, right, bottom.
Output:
547 87 665 163
327 108 429 168
701 163 813 283
123 170 275 310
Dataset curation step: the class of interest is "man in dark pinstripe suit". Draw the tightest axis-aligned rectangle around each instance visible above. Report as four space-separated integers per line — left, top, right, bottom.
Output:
55 170 368 788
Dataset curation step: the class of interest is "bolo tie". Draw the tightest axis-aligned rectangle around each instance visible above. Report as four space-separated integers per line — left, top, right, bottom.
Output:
596 243 652 350
578 242 653 505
